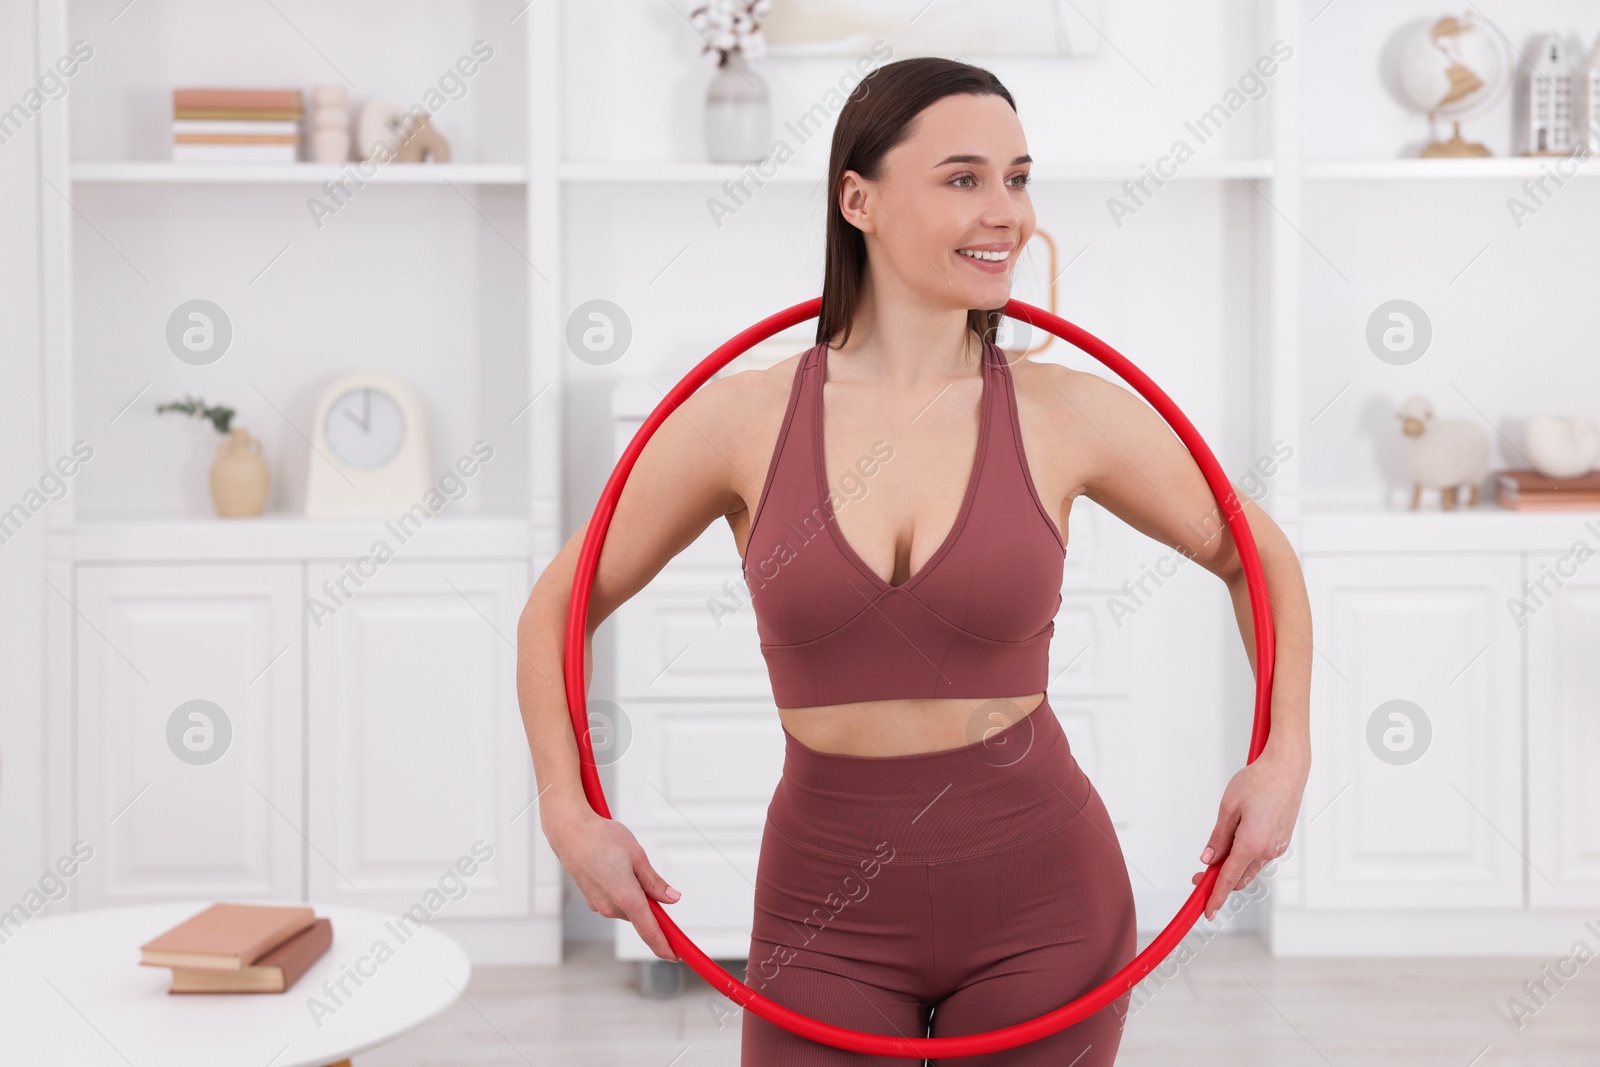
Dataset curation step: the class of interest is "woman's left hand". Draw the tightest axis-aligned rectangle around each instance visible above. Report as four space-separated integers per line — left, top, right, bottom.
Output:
1190 740 1310 920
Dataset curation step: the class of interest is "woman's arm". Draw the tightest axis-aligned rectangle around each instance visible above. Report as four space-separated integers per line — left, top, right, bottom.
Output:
1043 365 1312 919
514 368 765 956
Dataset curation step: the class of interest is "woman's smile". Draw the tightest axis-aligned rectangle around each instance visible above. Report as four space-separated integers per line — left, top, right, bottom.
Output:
955 241 1014 273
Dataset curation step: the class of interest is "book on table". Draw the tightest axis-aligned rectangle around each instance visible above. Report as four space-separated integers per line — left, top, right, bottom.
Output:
139 902 333 993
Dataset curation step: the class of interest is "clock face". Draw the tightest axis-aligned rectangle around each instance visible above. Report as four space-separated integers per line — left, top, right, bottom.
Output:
324 387 406 469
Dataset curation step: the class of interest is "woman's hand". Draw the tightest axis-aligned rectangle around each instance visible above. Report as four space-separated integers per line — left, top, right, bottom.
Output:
1190 740 1310 920
542 802 684 961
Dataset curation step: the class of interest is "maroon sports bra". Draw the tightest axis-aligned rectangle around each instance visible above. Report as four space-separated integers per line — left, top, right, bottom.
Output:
741 339 1066 708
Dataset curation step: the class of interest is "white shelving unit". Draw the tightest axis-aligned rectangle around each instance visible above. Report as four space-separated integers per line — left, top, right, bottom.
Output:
30 0 1600 967
35 0 567 965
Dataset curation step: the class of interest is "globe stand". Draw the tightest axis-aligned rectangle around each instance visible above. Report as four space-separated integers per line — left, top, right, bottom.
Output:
1422 117 1492 157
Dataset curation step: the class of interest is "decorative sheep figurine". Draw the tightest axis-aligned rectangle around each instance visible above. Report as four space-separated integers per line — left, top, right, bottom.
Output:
1396 393 1491 510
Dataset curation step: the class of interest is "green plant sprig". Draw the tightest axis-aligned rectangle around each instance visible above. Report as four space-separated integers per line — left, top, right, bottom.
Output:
156 394 236 434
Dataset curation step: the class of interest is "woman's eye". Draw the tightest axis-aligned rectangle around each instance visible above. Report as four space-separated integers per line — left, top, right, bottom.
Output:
951 173 1031 189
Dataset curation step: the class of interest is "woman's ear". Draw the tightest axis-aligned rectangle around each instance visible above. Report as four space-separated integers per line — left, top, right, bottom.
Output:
838 171 877 234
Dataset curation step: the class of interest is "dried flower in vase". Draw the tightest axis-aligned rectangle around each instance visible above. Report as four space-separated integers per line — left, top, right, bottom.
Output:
689 0 773 66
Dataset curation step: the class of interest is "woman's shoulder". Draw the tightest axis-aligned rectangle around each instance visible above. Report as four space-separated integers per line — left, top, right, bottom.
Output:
691 346 812 429
1009 352 1156 415
677 347 814 481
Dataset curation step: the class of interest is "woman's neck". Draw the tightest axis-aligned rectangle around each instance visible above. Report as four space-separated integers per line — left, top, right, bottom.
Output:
832 301 980 388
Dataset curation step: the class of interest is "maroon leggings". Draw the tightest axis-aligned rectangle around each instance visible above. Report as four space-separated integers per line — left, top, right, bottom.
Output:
741 696 1137 1065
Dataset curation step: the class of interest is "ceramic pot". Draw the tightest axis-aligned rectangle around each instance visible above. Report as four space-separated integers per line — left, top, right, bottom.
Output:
705 51 770 163
210 427 270 517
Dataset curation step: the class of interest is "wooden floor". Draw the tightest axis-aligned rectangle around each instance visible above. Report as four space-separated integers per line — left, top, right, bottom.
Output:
355 935 1600 1065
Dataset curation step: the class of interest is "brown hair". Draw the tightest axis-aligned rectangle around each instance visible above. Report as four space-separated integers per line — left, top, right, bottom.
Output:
817 56 1017 354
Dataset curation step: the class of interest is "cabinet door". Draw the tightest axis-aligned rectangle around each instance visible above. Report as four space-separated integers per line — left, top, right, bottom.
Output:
612 699 784 831
614 825 764 961
611 523 771 701
1303 554 1522 909
1526 550 1600 908
74 563 304 907
306 559 531 916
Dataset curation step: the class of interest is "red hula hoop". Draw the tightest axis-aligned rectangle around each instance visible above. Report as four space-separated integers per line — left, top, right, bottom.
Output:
564 297 1276 1058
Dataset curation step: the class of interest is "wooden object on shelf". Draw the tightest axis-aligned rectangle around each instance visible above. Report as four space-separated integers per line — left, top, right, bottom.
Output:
393 111 451 163
309 82 351 164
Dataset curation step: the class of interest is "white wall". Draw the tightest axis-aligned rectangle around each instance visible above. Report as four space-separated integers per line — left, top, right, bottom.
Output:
0 0 48 918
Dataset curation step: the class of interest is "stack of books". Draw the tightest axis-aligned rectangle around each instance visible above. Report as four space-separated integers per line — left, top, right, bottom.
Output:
1495 469 1600 511
138 902 333 993
172 88 302 163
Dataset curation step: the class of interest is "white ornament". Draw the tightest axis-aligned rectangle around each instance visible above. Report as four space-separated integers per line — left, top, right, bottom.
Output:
1524 415 1600 478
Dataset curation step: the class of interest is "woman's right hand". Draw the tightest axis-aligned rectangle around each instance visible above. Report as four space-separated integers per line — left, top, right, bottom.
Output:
542 803 684 962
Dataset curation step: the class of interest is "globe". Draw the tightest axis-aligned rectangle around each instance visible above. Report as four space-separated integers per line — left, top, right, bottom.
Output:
1391 13 1511 157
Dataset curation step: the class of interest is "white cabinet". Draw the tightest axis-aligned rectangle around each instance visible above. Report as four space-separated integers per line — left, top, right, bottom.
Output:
1526 551 1600 909
74 564 304 908
1302 554 1524 909
306 559 532 916
1273 512 1600 955
69 543 552 960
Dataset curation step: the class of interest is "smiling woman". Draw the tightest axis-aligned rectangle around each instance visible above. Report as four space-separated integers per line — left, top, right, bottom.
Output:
523 51 1312 1067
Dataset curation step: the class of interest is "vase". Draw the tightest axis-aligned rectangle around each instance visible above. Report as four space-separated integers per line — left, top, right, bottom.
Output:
705 51 770 164
210 427 270 517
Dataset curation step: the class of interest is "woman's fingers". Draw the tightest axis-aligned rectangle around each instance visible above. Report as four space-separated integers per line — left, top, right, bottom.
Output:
1198 804 1240 866
1204 826 1279 917
618 886 680 962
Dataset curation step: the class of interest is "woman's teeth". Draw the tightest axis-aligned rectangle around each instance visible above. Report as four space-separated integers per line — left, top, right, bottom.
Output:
957 248 1008 262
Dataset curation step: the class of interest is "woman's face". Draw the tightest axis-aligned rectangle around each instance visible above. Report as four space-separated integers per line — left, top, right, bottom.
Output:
842 92 1035 315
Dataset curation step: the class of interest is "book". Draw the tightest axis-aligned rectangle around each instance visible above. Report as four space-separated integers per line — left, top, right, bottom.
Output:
172 143 299 163
168 917 332 994
1495 468 1600 510
172 88 303 112
173 120 302 136
174 133 299 146
173 108 304 121
139 902 316 970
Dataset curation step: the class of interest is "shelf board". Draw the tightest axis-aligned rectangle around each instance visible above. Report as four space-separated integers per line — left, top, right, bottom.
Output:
1304 157 1597 181
70 162 529 185
1298 500 1600 553
71 514 532 562
559 158 1274 183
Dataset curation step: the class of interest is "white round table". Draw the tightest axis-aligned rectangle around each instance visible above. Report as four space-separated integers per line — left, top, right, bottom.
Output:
0 900 471 1067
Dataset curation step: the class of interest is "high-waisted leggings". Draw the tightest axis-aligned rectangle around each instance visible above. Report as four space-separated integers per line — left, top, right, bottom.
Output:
740 696 1138 1065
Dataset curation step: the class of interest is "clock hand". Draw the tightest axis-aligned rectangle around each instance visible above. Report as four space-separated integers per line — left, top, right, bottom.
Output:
342 407 368 432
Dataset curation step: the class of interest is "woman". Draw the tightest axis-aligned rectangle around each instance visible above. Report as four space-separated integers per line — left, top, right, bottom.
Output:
518 57 1313 1065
